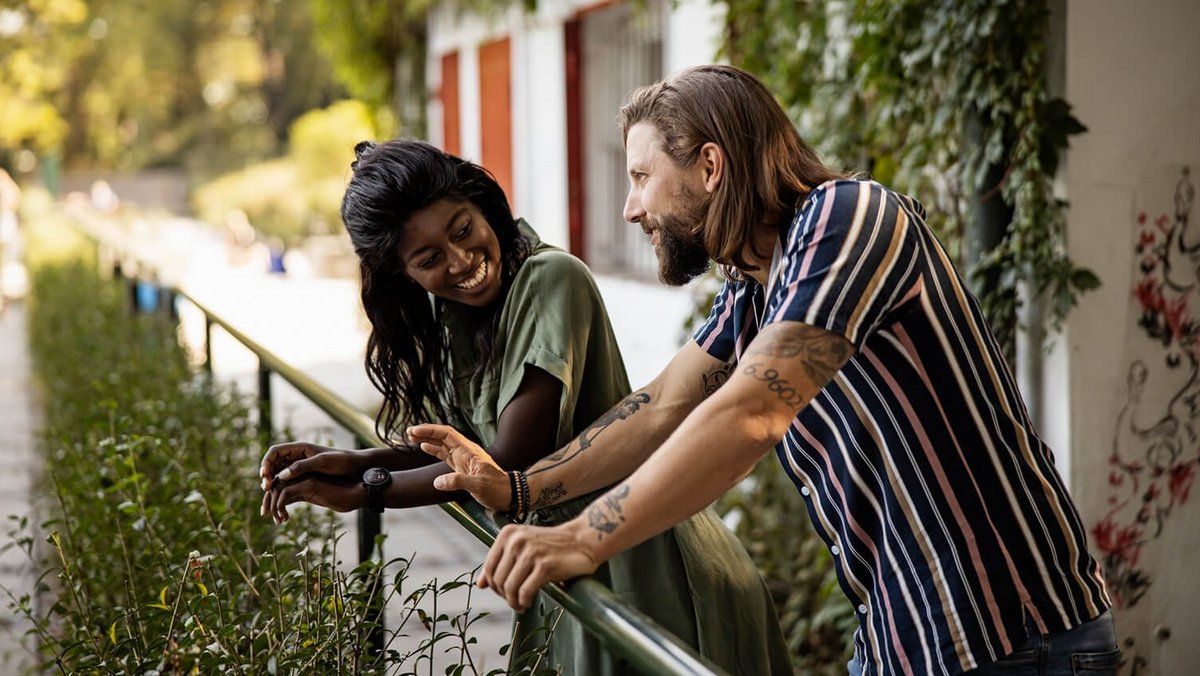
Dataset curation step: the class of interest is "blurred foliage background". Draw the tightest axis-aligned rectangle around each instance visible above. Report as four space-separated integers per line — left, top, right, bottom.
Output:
0 0 423 241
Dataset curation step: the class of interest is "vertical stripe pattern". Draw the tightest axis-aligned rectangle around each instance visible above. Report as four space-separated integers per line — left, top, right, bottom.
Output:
691 180 1110 675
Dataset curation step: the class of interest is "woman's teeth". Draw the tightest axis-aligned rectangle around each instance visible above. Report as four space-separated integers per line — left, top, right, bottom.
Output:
455 260 488 290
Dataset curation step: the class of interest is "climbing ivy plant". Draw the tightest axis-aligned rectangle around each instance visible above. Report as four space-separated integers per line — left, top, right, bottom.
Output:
720 0 1098 359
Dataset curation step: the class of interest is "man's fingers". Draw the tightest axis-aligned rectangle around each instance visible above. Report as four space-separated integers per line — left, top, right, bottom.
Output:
502 552 537 611
516 565 547 612
483 525 517 594
407 423 457 443
260 490 271 518
419 441 450 462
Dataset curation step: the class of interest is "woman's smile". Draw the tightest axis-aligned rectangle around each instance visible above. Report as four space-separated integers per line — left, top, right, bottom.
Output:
399 199 504 307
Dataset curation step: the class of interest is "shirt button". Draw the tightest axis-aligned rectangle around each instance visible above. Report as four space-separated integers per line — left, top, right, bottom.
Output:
830 545 840 556
800 486 811 496
858 604 868 614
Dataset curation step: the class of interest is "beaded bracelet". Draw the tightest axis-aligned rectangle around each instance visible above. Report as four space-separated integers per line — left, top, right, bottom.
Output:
505 470 530 524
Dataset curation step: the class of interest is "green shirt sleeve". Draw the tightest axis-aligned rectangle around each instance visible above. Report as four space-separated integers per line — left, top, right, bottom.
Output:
495 249 606 445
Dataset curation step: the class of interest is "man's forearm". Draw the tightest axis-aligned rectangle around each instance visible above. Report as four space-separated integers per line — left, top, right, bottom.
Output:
567 391 776 564
524 383 696 510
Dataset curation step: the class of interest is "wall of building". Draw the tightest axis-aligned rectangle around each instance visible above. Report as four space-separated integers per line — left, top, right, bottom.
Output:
1061 1 1200 672
425 0 724 382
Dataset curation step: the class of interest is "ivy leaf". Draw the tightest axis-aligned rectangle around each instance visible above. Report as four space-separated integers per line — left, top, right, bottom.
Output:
1071 267 1102 291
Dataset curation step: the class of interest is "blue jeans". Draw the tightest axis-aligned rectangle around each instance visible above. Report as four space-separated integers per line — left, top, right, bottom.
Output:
847 611 1119 675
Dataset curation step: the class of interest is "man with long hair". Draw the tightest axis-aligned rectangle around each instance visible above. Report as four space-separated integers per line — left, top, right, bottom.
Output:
412 65 1117 675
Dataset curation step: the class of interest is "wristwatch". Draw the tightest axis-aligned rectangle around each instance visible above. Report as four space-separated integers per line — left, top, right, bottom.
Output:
361 467 393 513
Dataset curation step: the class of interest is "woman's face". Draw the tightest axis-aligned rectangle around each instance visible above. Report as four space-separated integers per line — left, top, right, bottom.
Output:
398 198 504 307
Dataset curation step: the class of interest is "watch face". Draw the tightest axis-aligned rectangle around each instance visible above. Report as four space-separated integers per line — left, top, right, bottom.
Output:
364 467 390 485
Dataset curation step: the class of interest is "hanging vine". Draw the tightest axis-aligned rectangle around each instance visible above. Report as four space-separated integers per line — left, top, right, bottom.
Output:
720 0 1098 359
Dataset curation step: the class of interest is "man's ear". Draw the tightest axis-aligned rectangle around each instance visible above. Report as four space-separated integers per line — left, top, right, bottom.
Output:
699 142 725 194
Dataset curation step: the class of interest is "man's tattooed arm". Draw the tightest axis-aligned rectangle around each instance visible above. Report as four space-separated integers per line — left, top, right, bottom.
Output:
585 484 631 539
528 391 652 476
740 324 854 408
530 481 567 511
743 324 854 386
700 361 735 398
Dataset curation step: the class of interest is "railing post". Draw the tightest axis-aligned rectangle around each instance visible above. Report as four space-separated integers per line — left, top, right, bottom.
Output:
203 316 214 375
257 361 272 441
355 434 385 658
160 287 177 321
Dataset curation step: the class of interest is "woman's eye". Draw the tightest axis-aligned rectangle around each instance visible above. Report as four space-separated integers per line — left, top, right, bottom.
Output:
416 254 437 269
454 220 472 240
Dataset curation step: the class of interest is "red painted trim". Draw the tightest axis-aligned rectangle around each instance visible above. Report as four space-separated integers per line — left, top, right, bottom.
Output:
564 18 585 260
440 51 461 155
478 37 514 206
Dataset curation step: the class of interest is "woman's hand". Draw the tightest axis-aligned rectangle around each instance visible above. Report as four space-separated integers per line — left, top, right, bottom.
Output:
408 424 511 511
259 442 370 492
262 473 365 524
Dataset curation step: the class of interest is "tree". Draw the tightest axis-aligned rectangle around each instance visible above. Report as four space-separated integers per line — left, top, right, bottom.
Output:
309 0 431 138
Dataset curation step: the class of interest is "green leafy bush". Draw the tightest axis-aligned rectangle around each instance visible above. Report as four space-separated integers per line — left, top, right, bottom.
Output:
5 256 521 674
191 99 376 243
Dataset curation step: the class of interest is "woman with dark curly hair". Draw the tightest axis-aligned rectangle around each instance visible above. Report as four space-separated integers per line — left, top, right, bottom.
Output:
258 139 790 675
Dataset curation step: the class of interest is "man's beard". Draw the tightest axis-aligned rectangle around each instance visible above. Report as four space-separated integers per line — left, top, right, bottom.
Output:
652 213 711 286
648 183 711 286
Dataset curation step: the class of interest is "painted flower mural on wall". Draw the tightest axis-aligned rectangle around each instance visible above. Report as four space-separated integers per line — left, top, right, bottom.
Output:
1097 167 1200 612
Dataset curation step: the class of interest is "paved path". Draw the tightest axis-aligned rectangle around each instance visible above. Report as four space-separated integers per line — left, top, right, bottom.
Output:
0 301 38 672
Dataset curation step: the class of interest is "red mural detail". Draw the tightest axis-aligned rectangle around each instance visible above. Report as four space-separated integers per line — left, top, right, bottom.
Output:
1098 167 1200 611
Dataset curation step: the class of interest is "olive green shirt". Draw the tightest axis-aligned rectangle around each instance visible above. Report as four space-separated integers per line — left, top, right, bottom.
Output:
441 220 630 449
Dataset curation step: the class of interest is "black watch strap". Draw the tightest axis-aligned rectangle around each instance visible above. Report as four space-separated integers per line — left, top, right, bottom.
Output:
361 467 392 513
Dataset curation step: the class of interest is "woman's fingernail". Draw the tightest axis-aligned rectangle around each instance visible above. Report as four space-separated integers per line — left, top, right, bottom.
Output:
276 468 291 482
433 476 446 490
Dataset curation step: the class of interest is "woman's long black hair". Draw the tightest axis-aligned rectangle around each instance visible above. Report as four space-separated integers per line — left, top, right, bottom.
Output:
342 139 531 445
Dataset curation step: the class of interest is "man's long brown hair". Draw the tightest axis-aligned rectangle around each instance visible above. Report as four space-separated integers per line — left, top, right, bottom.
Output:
619 64 846 271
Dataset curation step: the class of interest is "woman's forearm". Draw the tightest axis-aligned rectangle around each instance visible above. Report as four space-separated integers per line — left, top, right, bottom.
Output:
381 461 469 508
365 445 442 472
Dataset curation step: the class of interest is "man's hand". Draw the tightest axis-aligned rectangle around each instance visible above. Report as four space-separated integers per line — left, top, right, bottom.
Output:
408 424 511 511
259 442 369 492
262 473 365 524
479 521 601 611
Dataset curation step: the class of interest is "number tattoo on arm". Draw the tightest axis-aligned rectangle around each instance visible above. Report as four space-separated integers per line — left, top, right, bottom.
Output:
741 324 854 407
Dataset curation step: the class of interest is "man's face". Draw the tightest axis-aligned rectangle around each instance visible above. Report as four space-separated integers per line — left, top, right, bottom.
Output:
623 122 712 286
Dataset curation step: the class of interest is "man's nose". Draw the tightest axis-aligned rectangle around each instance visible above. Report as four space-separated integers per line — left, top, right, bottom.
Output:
623 189 644 224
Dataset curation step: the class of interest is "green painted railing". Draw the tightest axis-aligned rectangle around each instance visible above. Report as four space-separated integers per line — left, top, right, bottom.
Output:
69 208 726 676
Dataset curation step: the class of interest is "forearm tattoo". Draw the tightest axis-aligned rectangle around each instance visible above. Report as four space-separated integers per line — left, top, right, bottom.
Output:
586 484 631 538
530 481 567 511
744 325 853 386
743 362 806 407
701 362 734 397
528 392 652 477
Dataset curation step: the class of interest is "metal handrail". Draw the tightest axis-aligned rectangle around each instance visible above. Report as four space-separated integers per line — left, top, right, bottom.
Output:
68 208 726 676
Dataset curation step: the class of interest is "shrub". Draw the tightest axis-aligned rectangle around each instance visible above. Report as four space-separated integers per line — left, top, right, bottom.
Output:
5 254 519 674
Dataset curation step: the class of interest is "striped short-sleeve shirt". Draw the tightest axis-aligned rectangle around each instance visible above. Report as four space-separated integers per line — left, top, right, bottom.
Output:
693 180 1110 675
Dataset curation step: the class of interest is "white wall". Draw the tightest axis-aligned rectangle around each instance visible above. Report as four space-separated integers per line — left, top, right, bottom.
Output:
426 0 722 381
1062 1 1200 672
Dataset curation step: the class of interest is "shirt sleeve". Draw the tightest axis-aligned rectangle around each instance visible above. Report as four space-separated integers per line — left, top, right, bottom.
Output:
764 180 920 348
495 250 601 442
690 278 744 362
